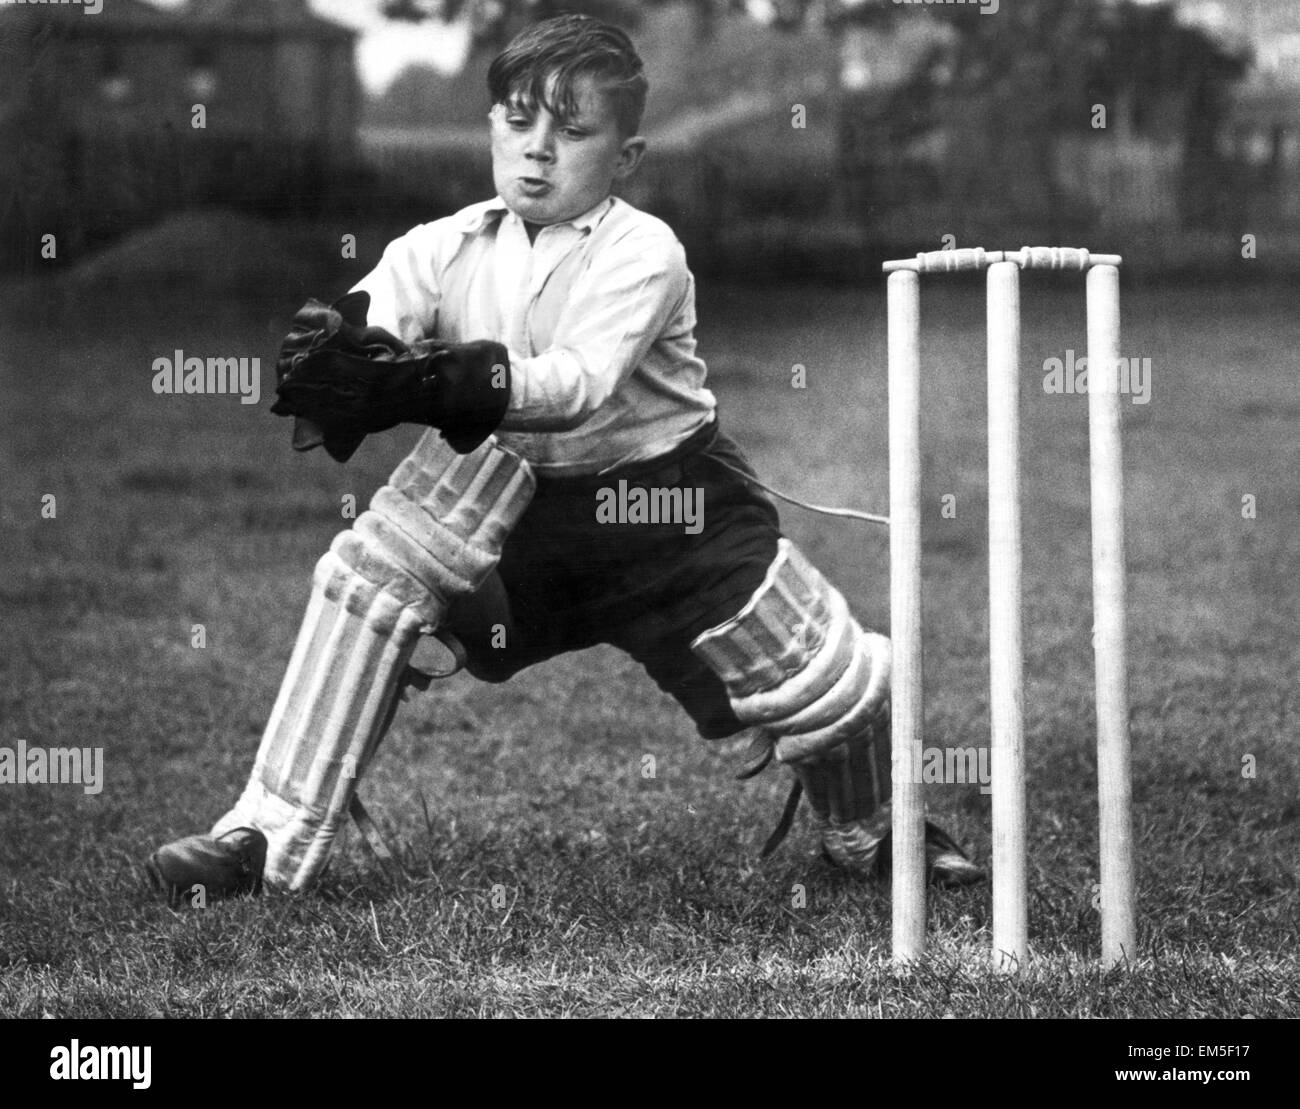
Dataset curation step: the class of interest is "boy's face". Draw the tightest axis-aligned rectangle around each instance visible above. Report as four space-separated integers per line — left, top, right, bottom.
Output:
490 74 645 227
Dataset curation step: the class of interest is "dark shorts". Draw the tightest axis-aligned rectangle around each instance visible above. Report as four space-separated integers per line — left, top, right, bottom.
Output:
443 418 782 739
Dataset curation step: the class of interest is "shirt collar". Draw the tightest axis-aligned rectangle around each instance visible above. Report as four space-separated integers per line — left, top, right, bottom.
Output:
453 195 614 237
557 195 615 233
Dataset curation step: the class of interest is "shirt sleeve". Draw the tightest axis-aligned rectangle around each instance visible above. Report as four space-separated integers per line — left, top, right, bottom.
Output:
498 227 690 432
348 223 444 345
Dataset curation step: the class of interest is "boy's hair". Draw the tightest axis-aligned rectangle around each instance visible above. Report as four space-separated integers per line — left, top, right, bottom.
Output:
487 14 648 138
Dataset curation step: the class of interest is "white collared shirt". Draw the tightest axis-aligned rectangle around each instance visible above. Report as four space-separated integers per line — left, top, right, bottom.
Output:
350 195 717 476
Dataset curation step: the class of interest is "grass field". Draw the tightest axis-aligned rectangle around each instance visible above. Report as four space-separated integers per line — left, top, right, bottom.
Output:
1 267 1297 1018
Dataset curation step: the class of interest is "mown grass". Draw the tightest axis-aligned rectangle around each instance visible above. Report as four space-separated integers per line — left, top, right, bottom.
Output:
1 270 1297 1017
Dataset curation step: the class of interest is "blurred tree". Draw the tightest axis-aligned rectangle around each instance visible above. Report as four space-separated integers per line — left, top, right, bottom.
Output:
382 0 644 47
377 0 1248 234
826 0 1247 234
376 0 1241 125
378 0 816 46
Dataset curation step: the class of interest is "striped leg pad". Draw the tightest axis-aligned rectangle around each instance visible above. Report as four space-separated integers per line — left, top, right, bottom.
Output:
212 434 534 891
793 729 893 870
690 538 891 764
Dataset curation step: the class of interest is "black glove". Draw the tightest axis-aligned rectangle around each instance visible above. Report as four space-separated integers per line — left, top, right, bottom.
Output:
271 291 510 463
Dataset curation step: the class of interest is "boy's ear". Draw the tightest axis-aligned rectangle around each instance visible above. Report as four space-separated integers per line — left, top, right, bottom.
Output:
614 136 647 180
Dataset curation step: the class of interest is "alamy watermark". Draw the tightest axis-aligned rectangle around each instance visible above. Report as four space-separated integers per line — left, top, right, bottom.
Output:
893 0 999 15
0 742 103 795
1043 350 1151 405
595 480 703 535
894 744 993 793
1 0 102 13
152 350 261 405
50 1041 150 1089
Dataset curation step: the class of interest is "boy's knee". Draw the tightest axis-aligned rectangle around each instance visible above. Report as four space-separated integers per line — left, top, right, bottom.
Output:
442 571 528 683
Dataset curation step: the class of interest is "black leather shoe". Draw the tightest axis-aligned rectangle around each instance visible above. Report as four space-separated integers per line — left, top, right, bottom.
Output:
146 827 267 908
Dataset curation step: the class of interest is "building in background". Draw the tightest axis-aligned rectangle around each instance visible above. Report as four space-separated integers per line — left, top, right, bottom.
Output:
1 0 358 156
1223 31 1300 227
0 0 360 268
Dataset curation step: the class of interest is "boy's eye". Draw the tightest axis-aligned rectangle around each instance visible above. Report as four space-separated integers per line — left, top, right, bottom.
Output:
561 127 586 139
506 116 530 129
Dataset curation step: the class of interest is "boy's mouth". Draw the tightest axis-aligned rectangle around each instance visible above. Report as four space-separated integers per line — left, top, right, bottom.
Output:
519 176 552 196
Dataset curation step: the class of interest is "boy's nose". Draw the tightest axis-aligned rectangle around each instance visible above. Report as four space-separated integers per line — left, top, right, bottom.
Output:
525 127 556 162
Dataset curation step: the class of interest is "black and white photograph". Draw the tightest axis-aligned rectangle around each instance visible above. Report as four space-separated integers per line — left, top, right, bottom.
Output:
0 0 1295 1055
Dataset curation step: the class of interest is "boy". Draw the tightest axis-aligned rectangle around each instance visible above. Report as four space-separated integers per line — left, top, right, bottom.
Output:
148 15 980 903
